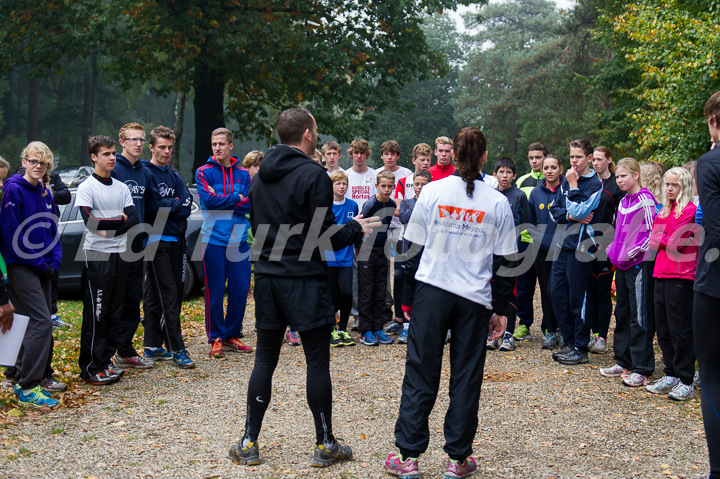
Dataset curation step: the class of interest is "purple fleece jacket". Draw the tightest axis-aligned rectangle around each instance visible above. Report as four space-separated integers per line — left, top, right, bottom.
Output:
606 187 657 271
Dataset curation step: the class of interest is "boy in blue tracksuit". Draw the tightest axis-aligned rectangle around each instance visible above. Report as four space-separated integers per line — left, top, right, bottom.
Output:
549 140 603 366
142 126 195 369
110 123 157 369
195 127 252 358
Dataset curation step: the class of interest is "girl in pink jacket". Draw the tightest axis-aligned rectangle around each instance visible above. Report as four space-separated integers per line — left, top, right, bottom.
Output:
646 167 700 401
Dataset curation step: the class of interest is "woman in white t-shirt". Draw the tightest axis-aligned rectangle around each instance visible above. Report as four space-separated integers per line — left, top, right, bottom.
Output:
385 127 517 478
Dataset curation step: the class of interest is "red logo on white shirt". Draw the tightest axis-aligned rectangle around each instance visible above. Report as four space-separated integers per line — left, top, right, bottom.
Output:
438 205 485 223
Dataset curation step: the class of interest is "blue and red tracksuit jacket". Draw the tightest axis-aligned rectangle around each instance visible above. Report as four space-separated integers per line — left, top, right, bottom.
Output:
195 156 251 247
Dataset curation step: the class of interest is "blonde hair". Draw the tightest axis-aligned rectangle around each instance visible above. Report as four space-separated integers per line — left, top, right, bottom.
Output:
211 127 233 143
242 150 264 169
118 122 145 140
376 170 395 184
412 143 432 158
640 162 662 200
616 157 643 188
311 149 323 162
659 167 694 219
21 141 54 197
435 136 452 147
329 170 348 183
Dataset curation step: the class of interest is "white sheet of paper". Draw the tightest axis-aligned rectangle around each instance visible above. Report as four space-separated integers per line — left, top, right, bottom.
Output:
0 314 30 367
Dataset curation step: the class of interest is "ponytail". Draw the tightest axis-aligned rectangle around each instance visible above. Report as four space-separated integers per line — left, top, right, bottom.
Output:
452 127 487 198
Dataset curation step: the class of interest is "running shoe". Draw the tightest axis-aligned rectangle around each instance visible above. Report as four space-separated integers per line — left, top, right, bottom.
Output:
113 353 154 369
173 349 196 369
330 329 344 347
552 343 573 361
16 385 59 409
106 364 125 377
350 317 360 331
144 347 174 361
499 332 516 351
669 382 695 401
485 335 499 350
646 376 679 394
587 334 597 351
374 330 395 344
589 334 608 354
209 338 224 358
340 331 355 346
311 440 353 467
513 324 532 341
2 377 17 391
385 453 419 478
444 456 478 478
83 370 120 386
446 330 452 344
51 314 71 329
398 328 409 344
694 371 701 389
622 372 650 387
286 330 301 346
229 438 261 465
224 337 252 353
557 348 589 365
40 375 67 392
541 331 558 349
599 363 629 378
361 331 379 346
384 321 403 335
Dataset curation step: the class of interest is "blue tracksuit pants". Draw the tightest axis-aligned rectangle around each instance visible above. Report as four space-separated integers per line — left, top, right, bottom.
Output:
551 248 594 352
202 242 251 343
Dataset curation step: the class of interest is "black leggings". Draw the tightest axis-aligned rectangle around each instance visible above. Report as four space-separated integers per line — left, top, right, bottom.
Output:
328 267 352 331
590 259 614 339
244 325 334 445
694 291 720 477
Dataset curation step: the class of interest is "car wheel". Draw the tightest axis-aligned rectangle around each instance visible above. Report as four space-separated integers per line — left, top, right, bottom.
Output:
183 255 196 298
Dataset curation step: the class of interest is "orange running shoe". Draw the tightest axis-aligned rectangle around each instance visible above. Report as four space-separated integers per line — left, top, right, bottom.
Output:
209 338 224 358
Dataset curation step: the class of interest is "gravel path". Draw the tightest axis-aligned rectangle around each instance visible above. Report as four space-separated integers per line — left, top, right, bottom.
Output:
0 313 709 478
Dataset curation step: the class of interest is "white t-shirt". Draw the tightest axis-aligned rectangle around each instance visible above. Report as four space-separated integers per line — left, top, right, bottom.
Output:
345 168 377 211
326 167 344 176
404 175 517 307
482 172 498 189
376 165 412 230
75 175 134 253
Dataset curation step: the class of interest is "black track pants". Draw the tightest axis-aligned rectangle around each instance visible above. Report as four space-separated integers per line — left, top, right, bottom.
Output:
143 240 185 352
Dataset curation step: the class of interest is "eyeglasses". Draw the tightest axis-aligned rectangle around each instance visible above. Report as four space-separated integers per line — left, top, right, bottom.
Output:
122 137 147 144
24 159 49 168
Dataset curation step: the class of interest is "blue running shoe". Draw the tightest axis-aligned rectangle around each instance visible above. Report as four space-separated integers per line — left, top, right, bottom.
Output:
144 347 174 361
173 349 196 369
374 330 395 344
361 331 379 346
16 385 59 409
398 328 409 344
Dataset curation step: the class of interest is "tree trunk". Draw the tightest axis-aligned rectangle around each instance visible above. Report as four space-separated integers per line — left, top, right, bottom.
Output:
1 72 13 138
27 77 40 142
173 90 186 171
80 51 99 165
193 66 225 172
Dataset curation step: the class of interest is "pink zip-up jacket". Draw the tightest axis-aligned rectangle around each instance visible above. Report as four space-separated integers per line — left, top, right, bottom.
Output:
607 188 657 271
650 201 699 280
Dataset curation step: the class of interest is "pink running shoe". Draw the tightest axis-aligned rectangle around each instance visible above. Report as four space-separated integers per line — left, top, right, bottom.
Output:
444 456 478 478
385 453 419 479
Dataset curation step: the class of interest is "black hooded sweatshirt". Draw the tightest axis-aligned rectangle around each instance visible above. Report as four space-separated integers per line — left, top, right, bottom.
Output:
249 144 363 278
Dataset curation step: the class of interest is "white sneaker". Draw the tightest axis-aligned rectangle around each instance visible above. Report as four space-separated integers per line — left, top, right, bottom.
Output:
622 372 650 388
646 376 679 395
589 336 608 354
486 334 499 350
599 364 629 378
669 382 695 401
499 332 516 351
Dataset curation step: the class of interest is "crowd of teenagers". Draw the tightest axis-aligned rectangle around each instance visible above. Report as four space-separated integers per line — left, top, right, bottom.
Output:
0 96 719 478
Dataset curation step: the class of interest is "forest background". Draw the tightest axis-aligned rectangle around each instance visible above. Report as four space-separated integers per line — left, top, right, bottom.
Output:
1 0 718 180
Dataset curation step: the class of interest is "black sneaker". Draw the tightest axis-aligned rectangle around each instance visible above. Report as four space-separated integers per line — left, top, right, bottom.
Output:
83 370 120 386
229 439 261 465
552 343 573 361
330 329 344 347
311 440 353 467
558 348 589 365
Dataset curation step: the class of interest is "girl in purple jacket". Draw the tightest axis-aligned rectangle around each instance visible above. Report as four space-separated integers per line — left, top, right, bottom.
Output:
601 158 658 387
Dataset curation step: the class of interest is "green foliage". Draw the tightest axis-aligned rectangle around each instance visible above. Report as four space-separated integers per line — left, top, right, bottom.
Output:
369 13 466 168
453 0 602 171
592 0 720 166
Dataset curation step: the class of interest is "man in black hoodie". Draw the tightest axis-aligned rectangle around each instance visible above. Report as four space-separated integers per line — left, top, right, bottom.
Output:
229 108 379 468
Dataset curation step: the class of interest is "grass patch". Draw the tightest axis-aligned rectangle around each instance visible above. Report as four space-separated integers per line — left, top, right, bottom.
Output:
50 427 65 434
